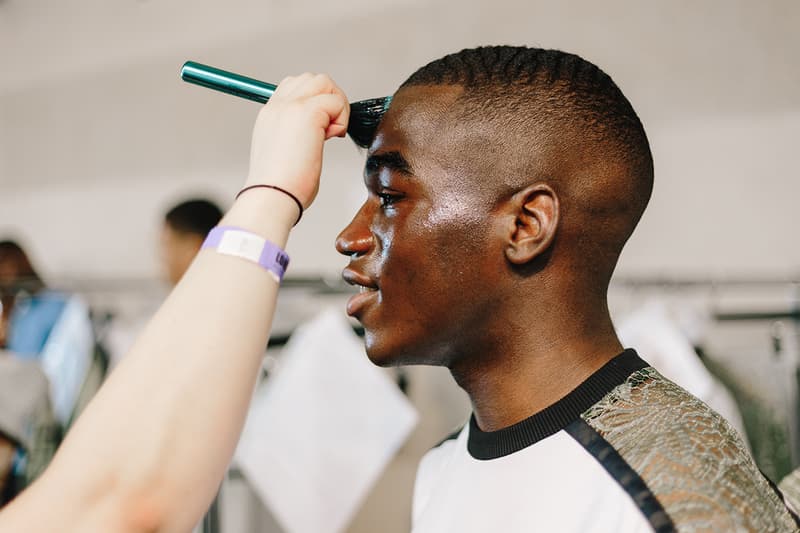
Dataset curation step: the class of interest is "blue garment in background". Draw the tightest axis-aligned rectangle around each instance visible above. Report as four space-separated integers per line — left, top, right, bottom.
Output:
7 291 68 357
7 292 94 425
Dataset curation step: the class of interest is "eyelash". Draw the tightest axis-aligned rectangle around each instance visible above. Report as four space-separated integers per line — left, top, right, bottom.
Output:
377 191 402 208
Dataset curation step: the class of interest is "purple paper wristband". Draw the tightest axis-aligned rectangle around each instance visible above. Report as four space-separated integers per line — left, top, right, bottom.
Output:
202 226 290 282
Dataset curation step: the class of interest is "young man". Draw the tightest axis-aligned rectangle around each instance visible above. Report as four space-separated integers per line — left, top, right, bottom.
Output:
336 46 797 531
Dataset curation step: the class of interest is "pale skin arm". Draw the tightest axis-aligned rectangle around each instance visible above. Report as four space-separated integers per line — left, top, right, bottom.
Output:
0 73 350 532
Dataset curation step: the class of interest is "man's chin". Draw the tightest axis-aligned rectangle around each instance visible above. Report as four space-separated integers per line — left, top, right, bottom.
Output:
362 333 445 368
363 341 405 368
362 331 411 367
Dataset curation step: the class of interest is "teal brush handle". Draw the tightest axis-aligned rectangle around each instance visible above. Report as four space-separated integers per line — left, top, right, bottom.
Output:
181 61 276 104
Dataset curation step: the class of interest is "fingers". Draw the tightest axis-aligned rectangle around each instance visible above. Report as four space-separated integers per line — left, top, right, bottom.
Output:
272 73 350 139
274 73 343 102
326 83 351 138
310 93 350 139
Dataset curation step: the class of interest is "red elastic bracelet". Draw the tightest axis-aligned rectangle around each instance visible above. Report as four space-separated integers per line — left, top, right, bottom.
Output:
236 184 304 226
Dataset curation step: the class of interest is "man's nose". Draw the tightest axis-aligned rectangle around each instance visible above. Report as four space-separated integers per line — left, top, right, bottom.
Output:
335 205 373 258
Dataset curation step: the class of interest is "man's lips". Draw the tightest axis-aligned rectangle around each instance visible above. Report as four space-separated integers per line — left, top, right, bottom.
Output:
342 268 379 317
345 289 378 317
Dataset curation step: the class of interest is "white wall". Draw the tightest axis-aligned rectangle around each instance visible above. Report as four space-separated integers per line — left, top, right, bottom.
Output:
1 0 799 281
623 110 800 278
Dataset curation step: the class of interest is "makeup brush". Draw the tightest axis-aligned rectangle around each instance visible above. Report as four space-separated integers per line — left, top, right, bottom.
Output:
180 61 390 148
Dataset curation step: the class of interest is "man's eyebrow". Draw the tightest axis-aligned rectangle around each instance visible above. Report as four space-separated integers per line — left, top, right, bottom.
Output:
364 151 413 176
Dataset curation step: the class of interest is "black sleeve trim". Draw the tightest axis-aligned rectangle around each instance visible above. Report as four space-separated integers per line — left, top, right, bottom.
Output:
566 418 676 533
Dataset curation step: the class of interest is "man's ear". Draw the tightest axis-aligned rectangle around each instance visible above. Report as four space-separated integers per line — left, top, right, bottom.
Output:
504 184 559 265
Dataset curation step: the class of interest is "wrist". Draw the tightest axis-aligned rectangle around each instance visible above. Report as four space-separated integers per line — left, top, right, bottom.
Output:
237 185 303 225
202 226 290 283
221 188 297 248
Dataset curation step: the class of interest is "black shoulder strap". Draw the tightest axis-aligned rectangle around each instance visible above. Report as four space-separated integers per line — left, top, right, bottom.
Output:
565 418 676 533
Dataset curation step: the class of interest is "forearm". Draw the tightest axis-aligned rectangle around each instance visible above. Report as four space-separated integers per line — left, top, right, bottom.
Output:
3 193 296 532
0 71 349 533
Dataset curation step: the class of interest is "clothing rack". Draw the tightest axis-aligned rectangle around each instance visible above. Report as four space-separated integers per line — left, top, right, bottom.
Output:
608 276 800 323
715 310 800 322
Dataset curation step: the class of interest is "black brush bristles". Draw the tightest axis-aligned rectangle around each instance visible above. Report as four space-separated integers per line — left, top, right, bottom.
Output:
348 96 392 148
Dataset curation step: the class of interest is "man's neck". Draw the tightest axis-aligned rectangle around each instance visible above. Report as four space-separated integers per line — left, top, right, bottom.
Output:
449 312 623 432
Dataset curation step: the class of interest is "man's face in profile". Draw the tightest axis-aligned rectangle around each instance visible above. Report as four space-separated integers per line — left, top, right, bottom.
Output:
337 85 507 369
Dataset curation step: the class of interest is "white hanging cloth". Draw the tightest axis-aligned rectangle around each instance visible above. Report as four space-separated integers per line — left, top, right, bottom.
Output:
234 308 418 533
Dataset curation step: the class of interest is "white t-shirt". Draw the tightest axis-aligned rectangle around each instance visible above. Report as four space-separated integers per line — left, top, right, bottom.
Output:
413 427 651 532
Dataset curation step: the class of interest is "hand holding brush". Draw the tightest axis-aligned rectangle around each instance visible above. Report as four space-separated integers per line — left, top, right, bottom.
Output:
242 72 349 209
181 61 390 148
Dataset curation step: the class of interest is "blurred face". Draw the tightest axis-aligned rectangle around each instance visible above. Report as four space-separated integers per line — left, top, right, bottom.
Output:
336 85 505 367
0 259 18 287
159 224 203 286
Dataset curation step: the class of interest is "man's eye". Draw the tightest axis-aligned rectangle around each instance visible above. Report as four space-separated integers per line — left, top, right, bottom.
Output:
378 192 401 208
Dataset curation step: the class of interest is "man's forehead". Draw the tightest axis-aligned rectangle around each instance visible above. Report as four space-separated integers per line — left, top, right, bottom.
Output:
369 84 465 152
365 84 509 201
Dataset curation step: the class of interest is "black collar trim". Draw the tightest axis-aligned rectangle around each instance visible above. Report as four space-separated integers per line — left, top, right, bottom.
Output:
467 349 648 460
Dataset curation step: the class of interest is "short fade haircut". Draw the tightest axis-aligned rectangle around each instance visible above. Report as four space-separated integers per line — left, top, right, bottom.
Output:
399 45 654 225
164 199 223 238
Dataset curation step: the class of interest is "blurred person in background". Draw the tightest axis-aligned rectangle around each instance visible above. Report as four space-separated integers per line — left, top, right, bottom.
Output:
0 356 55 507
160 199 223 286
0 241 63 506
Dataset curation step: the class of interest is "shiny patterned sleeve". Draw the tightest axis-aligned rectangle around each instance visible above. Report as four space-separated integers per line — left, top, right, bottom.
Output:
581 367 798 532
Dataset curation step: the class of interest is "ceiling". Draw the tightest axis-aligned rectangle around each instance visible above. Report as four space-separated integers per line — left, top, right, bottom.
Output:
2 0 798 115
